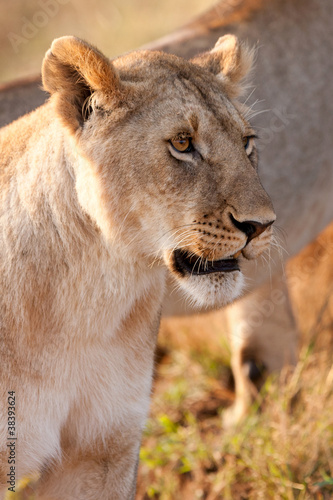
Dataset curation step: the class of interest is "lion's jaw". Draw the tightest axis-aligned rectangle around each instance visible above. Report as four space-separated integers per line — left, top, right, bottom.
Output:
163 249 245 308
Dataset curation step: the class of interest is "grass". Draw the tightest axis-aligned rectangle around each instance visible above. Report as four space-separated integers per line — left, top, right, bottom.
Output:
135 334 333 500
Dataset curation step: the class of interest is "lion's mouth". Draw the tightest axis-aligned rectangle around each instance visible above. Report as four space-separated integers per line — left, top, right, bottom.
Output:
173 249 240 276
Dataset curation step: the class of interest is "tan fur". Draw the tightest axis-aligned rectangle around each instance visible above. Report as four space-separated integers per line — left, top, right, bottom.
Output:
191 35 255 98
144 0 266 54
187 0 265 30
0 36 274 499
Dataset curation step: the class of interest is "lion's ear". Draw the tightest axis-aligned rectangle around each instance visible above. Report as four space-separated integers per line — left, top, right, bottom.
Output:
42 36 123 133
191 35 254 98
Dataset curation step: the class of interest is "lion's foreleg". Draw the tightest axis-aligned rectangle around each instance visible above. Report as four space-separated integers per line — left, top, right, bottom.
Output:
35 433 142 500
223 274 299 427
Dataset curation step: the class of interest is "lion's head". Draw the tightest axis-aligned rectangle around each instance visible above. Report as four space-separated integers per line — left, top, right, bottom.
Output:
42 35 275 309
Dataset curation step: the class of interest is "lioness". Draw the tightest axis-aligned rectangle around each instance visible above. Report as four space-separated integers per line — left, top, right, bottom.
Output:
2 0 332 426
0 35 274 499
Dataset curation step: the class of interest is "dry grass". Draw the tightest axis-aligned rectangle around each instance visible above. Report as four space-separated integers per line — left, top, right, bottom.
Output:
136 338 333 500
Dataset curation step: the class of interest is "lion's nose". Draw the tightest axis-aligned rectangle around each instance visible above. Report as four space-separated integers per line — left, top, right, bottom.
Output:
230 214 274 243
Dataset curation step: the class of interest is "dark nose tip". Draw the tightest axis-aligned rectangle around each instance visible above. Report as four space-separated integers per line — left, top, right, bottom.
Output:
230 214 274 243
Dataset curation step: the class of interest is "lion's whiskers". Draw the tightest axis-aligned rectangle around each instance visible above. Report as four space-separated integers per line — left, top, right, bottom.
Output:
241 86 257 107
154 223 198 245
148 229 196 268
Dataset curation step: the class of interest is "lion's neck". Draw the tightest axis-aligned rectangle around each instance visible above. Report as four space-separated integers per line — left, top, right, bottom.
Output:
1 106 167 342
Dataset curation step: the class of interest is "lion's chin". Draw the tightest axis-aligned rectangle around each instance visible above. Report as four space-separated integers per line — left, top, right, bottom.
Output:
173 270 245 309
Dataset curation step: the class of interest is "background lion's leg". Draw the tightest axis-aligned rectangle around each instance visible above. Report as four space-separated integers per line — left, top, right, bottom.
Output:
223 274 299 427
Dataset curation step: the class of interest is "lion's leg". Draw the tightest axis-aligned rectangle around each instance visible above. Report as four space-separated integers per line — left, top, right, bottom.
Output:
223 274 299 427
35 430 142 500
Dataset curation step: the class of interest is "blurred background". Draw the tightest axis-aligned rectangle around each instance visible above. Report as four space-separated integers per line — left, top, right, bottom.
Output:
0 0 216 84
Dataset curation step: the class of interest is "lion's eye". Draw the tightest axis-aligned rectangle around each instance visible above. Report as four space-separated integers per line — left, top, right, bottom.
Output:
243 136 255 156
170 137 193 153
